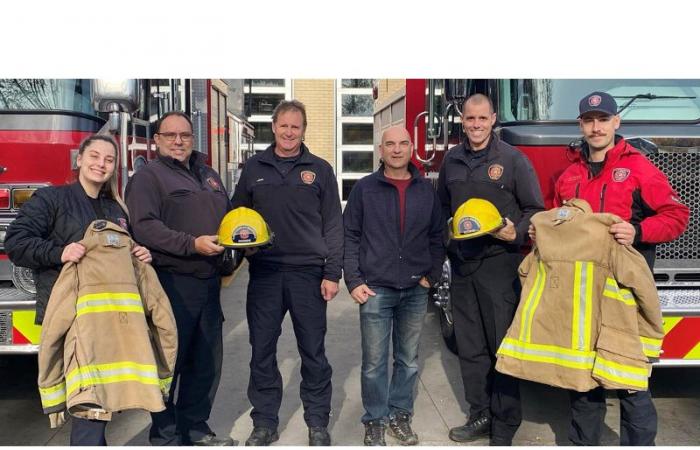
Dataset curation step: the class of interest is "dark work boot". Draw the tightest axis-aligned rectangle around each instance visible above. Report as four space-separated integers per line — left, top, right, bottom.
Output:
245 427 279 446
448 413 491 442
308 427 331 446
387 412 418 445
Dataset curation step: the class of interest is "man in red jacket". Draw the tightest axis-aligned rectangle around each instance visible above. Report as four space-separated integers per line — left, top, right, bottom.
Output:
532 91 689 445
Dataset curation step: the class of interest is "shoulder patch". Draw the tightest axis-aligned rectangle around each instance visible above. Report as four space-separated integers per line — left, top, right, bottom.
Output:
301 170 316 185
93 220 107 230
612 168 631 182
118 218 128 230
106 233 121 247
206 177 221 190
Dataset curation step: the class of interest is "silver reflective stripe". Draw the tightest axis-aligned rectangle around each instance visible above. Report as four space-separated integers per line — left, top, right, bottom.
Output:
500 340 595 365
77 298 143 308
594 360 648 382
66 365 159 394
577 263 588 351
40 387 66 401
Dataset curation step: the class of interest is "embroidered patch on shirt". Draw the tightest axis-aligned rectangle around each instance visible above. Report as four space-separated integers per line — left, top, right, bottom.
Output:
488 164 504 181
118 218 128 230
612 168 630 182
301 170 316 184
206 177 221 190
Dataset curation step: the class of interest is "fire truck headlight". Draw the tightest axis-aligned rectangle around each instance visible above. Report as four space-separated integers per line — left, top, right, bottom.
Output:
11 264 36 295
12 188 36 210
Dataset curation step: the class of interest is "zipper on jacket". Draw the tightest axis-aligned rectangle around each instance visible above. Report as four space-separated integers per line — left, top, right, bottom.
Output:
575 183 580 198
599 184 607 212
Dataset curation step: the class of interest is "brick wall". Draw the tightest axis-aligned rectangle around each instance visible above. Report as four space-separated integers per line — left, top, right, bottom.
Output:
292 79 336 168
376 79 406 104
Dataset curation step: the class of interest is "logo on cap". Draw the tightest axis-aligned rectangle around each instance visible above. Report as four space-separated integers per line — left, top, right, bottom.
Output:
588 95 602 107
233 225 257 243
458 217 481 234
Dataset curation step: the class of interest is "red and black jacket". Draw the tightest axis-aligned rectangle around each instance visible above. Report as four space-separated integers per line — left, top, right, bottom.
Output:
554 136 689 267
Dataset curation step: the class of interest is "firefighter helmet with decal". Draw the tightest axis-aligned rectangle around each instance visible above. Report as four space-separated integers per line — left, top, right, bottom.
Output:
217 207 273 248
450 198 505 240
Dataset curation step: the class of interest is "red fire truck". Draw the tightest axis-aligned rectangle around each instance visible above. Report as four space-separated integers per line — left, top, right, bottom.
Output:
0 78 254 354
375 79 700 366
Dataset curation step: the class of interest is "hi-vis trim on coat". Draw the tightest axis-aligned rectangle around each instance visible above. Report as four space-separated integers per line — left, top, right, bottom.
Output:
65 361 160 397
499 337 596 370
75 293 144 317
519 261 546 343
592 356 649 389
640 336 663 358
603 278 636 306
39 382 67 408
572 261 594 351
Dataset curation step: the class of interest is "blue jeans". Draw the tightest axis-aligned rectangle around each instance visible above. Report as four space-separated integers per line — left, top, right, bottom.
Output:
360 284 429 423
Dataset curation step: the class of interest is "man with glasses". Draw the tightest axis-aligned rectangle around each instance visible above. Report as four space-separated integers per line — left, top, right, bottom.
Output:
126 111 234 446
343 126 444 445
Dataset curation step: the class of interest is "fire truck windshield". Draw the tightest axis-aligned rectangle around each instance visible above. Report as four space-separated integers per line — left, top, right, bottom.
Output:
497 79 700 122
0 79 95 115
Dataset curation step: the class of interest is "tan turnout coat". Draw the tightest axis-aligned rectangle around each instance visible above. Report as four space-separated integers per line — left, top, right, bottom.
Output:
495 199 664 392
37 220 178 422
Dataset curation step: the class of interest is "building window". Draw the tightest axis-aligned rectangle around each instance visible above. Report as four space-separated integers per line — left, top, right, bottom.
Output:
244 79 292 152
337 79 375 204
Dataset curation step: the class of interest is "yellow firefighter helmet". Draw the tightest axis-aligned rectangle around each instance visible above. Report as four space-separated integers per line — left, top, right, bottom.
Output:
217 207 273 248
450 198 505 240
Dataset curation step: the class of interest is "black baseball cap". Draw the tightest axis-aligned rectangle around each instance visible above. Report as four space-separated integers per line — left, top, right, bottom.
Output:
578 91 618 118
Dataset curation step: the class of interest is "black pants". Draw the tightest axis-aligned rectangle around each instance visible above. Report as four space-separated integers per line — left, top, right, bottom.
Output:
246 264 332 429
71 417 107 446
150 271 224 446
569 387 657 446
450 252 522 441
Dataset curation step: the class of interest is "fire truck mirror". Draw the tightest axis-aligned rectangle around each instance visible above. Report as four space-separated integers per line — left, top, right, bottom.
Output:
91 79 140 114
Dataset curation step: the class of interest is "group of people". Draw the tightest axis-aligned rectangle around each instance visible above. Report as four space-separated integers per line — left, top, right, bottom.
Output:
4 91 689 447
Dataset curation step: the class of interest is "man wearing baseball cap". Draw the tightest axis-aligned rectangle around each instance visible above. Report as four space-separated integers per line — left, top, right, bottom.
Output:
530 91 689 445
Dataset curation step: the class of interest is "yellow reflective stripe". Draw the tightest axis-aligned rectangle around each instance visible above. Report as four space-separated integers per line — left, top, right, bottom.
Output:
65 361 159 396
498 337 595 370
603 278 636 306
640 336 663 358
76 292 143 317
159 377 173 392
519 261 546 343
592 356 649 389
39 382 66 408
572 262 593 351
583 263 593 352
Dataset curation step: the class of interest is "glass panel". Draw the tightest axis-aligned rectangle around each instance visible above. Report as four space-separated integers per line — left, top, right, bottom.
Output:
248 79 285 87
249 93 285 116
342 79 373 88
342 94 373 117
342 151 374 173
342 178 359 201
0 79 94 114
497 79 700 122
252 122 274 145
342 123 373 145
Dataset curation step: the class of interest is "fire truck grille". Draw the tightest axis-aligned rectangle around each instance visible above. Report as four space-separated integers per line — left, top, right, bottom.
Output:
647 152 700 260
0 311 10 345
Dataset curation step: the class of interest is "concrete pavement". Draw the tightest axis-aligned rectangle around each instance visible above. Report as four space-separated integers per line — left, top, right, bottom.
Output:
1 263 700 445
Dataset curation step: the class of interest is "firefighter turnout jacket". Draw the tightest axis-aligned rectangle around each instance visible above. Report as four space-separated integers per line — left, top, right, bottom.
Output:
37 220 178 424
495 199 664 392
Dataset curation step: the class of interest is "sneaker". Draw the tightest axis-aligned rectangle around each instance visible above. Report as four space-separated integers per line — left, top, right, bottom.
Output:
448 413 491 442
245 427 279 446
308 427 331 446
363 420 386 446
387 412 418 446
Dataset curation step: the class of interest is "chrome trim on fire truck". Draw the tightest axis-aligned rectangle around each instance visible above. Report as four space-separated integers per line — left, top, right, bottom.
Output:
0 344 39 354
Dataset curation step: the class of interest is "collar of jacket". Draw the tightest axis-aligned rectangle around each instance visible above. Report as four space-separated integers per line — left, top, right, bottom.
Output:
70 180 110 200
156 150 205 172
85 219 131 236
448 132 501 165
561 198 593 214
374 162 421 185
257 143 315 167
576 135 637 167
